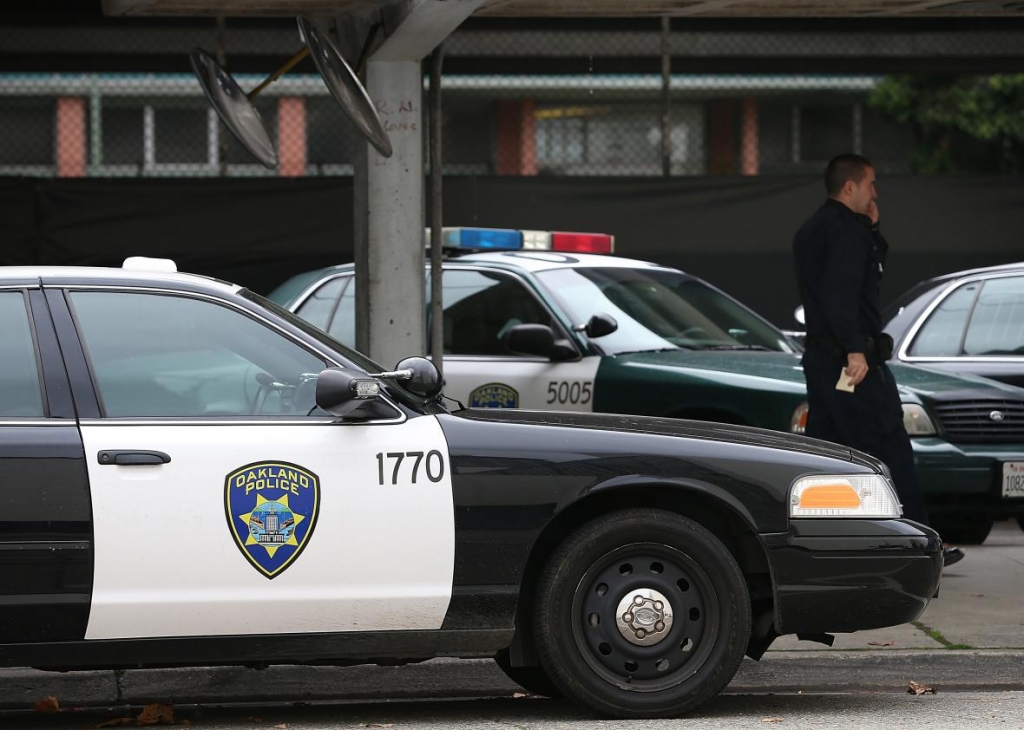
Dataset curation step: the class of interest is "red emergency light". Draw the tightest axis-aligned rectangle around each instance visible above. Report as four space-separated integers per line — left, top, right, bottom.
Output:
550 232 615 254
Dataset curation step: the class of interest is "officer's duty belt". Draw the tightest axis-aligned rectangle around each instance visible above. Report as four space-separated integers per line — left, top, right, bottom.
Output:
804 333 894 361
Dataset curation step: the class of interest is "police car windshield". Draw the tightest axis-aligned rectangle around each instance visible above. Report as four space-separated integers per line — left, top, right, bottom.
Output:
536 267 795 355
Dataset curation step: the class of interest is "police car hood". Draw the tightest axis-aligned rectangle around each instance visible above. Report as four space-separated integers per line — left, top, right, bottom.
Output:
615 348 1018 401
613 349 808 389
454 408 855 462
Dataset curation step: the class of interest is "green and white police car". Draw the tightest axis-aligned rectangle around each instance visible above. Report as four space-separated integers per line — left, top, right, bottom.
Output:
271 227 1024 545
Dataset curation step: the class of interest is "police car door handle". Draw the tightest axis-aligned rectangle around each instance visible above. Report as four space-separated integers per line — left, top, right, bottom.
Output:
97 450 172 466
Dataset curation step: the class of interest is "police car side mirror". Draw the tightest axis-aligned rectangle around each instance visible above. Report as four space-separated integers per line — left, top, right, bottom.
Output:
392 356 443 399
505 324 577 362
315 367 382 418
584 313 618 338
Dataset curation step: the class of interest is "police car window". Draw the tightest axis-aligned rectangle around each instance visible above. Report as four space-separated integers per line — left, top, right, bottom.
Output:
963 277 1024 356
294 277 345 332
908 283 978 357
442 270 556 356
69 291 328 418
0 292 45 418
536 267 790 355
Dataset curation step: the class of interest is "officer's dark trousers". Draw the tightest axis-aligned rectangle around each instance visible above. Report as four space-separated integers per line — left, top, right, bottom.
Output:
801 348 929 525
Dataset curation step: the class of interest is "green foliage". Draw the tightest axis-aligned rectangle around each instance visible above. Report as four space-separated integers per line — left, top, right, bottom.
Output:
868 75 1024 174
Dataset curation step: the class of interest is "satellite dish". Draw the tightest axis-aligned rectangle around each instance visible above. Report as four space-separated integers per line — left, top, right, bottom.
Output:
189 48 279 169
190 17 393 167
297 16 393 159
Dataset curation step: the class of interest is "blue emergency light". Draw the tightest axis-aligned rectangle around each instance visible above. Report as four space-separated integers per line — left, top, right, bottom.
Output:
443 227 523 250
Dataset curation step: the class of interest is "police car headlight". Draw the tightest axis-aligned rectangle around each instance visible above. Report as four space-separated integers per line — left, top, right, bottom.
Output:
902 404 936 436
790 475 902 519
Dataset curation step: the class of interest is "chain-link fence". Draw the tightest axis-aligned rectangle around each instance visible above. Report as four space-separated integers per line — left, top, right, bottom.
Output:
2 16 1023 178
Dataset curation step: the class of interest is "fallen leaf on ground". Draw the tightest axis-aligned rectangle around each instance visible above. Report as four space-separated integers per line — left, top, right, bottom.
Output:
274 724 289 729
512 692 528 698
137 703 175 726
93 718 133 728
907 681 937 695
762 718 784 723
867 640 894 646
34 696 60 713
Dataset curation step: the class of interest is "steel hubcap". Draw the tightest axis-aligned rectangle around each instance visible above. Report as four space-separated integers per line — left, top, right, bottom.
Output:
615 588 674 646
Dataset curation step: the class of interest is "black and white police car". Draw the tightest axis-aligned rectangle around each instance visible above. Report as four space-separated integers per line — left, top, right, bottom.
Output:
1 258 941 718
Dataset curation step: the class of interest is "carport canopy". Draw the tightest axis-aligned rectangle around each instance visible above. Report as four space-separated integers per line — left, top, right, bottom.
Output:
102 0 1024 370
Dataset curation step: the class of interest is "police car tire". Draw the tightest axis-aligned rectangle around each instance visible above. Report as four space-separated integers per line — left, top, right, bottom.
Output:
493 648 564 698
534 508 751 718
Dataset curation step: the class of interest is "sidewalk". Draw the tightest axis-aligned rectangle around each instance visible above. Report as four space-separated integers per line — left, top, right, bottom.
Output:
2 521 1022 711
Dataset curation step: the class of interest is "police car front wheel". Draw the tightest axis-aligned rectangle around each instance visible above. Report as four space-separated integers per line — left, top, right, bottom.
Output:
534 508 751 718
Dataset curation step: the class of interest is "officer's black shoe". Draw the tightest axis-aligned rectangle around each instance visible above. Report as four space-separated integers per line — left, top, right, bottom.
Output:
942 545 965 567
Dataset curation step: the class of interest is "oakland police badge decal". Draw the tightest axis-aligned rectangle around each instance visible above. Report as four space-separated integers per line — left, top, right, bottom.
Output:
225 461 320 579
469 382 519 408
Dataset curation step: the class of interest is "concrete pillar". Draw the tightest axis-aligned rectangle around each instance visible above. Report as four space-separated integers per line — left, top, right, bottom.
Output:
709 100 736 176
364 60 425 368
56 97 87 177
348 0 485 367
277 97 307 177
740 97 759 176
496 99 537 176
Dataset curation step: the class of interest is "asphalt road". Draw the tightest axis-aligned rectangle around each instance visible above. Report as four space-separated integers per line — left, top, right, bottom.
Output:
4 691 1024 729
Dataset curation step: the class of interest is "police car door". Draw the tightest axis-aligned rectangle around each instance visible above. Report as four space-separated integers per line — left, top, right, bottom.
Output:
438 267 600 411
58 287 453 640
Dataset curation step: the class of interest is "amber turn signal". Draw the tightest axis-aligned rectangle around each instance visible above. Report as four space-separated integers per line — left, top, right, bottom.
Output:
799 484 862 510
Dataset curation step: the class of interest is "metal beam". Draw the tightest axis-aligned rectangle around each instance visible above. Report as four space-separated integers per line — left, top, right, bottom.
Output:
102 0 1024 17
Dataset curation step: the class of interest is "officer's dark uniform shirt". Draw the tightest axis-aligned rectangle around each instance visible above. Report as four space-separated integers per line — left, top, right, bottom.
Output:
793 198 888 357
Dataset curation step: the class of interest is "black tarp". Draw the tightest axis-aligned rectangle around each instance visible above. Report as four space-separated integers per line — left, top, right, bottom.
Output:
1 175 1021 328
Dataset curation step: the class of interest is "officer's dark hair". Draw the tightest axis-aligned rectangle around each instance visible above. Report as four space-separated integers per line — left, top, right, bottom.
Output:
824 154 873 197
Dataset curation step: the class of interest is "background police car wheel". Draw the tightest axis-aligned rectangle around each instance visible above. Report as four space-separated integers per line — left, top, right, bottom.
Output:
931 516 994 545
534 508 750 718
493 648 564 698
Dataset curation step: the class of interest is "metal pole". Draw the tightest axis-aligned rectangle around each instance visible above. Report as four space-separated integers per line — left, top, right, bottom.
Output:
215 16 228 176
660 16 671 177
429 44 445 378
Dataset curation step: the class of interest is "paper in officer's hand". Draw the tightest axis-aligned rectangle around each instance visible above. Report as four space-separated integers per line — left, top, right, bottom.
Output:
836 368 856 393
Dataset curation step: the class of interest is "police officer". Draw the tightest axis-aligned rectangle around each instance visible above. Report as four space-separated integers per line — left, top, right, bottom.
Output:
793 153 963 566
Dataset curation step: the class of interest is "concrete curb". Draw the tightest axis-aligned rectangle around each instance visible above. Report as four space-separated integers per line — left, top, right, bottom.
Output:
4 650 1024 711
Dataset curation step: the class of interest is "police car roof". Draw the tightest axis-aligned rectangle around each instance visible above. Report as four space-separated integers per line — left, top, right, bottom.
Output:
449 251 678 274
278 252 680 285
0 266 241 294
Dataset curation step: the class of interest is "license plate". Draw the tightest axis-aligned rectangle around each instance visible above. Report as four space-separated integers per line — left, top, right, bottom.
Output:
1003 462 1024 498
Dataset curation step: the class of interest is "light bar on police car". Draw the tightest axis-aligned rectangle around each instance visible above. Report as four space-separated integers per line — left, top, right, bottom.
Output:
425 226 614 254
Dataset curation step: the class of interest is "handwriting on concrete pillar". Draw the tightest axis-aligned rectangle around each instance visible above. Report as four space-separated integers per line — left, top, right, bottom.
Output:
375 99 418 134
